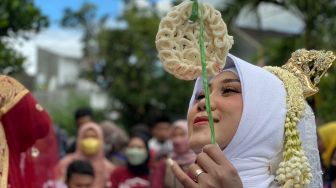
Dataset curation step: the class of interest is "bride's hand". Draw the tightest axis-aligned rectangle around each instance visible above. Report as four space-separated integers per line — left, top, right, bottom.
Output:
169 144 243 188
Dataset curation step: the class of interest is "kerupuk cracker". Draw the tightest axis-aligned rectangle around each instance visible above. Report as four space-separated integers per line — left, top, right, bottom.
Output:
155 0 233 80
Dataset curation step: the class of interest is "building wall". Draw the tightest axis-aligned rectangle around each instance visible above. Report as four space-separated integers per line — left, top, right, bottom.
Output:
36 47 59 86
57 57 80 87
35 47 108 110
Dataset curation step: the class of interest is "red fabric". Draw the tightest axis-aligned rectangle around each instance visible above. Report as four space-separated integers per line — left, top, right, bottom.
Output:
148 149 156 168
1 92 59 188
2 93 50 152
150 160 165 188
110 166 150 188
28 127 60 187
150 159 195 188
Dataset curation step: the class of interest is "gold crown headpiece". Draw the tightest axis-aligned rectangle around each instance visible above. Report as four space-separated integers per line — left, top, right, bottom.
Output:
282 49 335 98
264 49 335 187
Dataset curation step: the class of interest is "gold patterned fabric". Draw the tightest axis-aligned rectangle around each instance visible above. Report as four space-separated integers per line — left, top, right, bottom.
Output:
0 75 29 116
0 123 9 188
0 75 29 188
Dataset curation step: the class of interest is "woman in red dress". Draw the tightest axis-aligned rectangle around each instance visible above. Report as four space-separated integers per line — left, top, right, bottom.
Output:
0 75 59 188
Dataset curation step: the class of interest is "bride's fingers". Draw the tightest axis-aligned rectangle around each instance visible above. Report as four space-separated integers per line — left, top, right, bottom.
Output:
168 158 198 188
189 163 207 182
202 144 237 170
189 163 219 188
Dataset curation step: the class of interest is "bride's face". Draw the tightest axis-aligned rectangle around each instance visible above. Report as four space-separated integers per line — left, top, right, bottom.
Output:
187 71 243 153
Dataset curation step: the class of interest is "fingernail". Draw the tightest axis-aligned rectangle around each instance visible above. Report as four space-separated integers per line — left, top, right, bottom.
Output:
167 158 174 166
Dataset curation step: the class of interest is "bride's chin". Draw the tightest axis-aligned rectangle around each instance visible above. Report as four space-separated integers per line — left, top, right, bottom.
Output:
189 140 208 154
191 147 202 154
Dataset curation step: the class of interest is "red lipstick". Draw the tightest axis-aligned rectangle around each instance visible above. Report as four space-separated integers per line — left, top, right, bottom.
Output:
193 116 209 126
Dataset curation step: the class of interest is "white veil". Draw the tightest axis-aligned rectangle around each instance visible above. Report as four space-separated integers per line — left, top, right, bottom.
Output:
188 54 323 187
299 103 323 188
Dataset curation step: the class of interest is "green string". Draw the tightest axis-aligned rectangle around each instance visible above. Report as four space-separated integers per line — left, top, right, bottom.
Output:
189 0 216 144
189 0 199 22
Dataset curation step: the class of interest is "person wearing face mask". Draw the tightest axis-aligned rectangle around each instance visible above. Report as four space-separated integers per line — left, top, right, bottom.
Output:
57 122 115 188
110 133 151 188
318 122 336 168
151 120 196 188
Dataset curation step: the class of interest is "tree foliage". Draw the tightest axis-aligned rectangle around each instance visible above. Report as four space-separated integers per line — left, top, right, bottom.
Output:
61 0 336 126
48 92 90 136
0 42 25 74
61 3 108 59
318 66 336 122
0 0 48 74
96 2 194 128
61 1 194 129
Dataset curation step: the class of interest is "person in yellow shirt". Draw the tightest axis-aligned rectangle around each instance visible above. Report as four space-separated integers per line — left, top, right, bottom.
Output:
318 121 336 167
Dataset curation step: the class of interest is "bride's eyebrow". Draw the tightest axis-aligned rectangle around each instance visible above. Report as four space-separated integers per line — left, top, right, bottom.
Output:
208 78 240 88
201 78 241 95
221 78 240 83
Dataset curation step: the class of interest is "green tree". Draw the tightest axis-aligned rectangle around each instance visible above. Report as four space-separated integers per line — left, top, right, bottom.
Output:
48 92 90 135
61 1 194 129
213 0 336 63
47 91 106 136
0 0 48 74
96 1 194 128
61 3 108 62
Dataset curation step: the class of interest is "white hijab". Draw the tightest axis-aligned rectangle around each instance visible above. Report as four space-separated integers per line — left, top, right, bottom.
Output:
188 54 322 187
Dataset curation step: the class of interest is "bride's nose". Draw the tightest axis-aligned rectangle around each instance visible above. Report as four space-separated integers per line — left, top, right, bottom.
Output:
197 96 216 112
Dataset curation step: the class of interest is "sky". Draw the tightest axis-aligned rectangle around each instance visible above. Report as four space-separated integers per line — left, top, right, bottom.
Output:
12 0 303 75
34 0 124 27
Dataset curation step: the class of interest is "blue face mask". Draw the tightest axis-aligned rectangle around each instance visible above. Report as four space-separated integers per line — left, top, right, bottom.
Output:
125 147 148 165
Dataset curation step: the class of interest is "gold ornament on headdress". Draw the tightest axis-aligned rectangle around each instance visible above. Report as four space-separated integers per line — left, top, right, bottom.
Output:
265 49 335 187
282 49 335 98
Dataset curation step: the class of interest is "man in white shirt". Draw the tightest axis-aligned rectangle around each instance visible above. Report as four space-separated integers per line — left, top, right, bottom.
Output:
148 116 173 160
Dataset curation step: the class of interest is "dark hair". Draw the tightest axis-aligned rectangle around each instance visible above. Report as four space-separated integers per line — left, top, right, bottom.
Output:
130 124 151 139
129 132 150 147
150 116 171 129
74 107 93 121
66 160 94 183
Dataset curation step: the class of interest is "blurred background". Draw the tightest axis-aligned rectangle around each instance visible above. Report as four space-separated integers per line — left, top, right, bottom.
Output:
1 0 335 135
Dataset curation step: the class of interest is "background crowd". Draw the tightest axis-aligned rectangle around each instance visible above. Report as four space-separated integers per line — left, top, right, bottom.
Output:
51 106 336 187
52 107 197 188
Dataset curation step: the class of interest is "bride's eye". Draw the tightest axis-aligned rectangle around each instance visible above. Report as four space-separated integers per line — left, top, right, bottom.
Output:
196 92 205 100
221 87 239 95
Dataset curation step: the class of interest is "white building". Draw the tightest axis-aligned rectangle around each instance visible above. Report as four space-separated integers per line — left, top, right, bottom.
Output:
35 47 108 110
36 47 80 89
